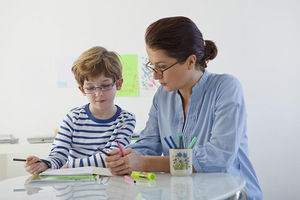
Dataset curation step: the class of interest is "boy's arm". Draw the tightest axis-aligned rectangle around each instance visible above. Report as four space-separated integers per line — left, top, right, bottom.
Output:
67 113 136 168
46 114 74 168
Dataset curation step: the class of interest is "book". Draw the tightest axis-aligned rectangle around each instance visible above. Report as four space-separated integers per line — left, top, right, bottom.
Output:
40 166 112 177
0 134 18 144
28 174 99 186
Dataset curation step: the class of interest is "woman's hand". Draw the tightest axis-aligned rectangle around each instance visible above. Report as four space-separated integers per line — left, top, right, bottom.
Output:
105 148 146 176
24 156 49 175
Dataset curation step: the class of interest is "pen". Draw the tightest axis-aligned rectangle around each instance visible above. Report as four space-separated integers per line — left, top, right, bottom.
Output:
97 148 110 156
188 136 197 149
169 136 178 149
124 175 136 184
163 137 173 149
117 141 125 157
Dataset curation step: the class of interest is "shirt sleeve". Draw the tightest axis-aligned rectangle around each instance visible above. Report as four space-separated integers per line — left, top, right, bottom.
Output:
67 112 136 168
192 76 246 172
126 91 163 156
46 112 74 169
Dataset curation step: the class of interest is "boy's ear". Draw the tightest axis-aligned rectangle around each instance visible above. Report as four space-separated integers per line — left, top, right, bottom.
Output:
116 78 124 90
78 86 86 96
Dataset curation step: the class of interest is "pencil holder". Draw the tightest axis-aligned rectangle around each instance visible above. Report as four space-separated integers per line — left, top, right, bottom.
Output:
169 149 192 176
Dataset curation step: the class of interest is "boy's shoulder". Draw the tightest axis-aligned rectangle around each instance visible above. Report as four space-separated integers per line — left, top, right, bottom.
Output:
69 104 86 113
117 106 136 120
67 105 87 117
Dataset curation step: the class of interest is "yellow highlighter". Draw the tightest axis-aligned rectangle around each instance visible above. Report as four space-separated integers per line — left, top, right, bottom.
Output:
131 171 156 181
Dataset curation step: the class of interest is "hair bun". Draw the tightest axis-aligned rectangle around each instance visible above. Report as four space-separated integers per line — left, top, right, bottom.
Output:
204 40 218 61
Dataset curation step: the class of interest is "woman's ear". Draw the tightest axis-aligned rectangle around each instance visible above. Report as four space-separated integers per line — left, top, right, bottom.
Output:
78 86 86 96
187 54 197 70
116 78 124 90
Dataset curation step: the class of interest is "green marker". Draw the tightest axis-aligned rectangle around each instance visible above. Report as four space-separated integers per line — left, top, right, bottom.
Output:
169 136 178 149
188 137 197 149
131 171 156 180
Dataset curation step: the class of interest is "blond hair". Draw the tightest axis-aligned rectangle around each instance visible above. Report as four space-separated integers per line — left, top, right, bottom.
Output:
72 46 122 87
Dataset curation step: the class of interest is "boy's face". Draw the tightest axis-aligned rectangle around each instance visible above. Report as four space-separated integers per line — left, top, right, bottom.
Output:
79 73 123 111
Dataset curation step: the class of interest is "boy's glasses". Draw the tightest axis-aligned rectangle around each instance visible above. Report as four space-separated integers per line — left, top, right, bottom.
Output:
83 81 116 94
145 61 179 76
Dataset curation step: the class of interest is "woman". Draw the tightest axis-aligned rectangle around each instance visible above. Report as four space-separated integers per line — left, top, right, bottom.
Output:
106 16 263 199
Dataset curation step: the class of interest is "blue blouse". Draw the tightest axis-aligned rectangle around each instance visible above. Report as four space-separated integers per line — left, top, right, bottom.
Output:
127 70 262 200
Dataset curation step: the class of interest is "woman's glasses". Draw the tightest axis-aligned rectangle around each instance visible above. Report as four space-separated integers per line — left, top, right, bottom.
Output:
145 61 179 76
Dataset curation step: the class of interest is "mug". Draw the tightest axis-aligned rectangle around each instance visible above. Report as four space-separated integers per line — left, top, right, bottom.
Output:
169 149 192 176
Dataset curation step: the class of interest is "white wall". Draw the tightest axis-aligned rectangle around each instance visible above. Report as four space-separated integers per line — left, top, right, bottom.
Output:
0 0 299 199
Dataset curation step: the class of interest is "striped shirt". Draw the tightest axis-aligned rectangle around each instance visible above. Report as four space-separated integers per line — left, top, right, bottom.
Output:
46 104 136 168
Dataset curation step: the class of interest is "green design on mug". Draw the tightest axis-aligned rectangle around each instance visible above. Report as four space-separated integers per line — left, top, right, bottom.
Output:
172 152 190 170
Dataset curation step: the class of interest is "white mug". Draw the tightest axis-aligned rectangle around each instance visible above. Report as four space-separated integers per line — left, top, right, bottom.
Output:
169 149 192 176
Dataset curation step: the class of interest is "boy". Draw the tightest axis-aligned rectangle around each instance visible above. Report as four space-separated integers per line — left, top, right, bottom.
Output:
25 46 136 174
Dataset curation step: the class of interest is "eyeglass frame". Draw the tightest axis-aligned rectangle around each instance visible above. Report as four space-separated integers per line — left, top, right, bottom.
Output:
145 60 180 76
83 81 116 94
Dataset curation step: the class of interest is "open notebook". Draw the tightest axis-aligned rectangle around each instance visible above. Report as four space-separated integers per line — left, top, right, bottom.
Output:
40 166 112 176
28 167 112 185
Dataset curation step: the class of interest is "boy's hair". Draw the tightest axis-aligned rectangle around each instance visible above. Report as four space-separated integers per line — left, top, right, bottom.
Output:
72 46 122 87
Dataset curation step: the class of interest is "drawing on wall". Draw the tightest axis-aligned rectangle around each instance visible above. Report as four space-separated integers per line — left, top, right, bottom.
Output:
116 54 139 97
55 55 158 97
55 56 77 88
140 56 160 91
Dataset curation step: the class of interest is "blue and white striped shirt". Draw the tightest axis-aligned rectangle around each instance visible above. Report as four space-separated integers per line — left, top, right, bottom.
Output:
46 104 135 168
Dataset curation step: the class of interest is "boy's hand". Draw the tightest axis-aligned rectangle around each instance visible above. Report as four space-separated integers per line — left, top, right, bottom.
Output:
24 156 49 175
61 163 68 168
105 148 145 175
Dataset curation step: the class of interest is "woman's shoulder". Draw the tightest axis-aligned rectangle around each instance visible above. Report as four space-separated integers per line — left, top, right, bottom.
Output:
206 72 242 89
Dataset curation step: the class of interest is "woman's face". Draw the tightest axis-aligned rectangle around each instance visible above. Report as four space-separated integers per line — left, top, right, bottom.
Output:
146 46 192 92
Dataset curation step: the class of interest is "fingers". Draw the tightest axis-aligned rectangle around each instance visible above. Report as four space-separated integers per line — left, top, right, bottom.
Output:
108 148 120 156
105 150 122 163
108 164 131 176
105 156 124 168
25 162 41 175
26 156 40 165
112 167 132 176
123 148 133 156
25 158 48 175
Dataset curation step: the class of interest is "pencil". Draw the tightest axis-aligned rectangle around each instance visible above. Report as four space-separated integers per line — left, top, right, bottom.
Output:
117 141 125 157
97 148 111 156
13 158 48 163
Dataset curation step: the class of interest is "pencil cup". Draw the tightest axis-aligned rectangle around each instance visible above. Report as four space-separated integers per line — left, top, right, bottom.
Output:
169 149 192 176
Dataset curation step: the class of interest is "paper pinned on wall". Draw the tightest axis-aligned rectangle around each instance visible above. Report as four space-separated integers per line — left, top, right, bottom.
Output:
117 55 139 97
55 56 77 88
139 56 160 97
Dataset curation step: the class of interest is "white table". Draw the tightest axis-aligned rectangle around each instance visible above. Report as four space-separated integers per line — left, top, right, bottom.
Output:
0 172 245 200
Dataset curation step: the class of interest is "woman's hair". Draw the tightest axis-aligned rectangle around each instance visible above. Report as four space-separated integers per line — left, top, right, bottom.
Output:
145 16 218 71
72 46 122 87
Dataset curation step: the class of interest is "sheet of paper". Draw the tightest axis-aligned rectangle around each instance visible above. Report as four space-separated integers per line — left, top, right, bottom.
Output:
40 166 112 176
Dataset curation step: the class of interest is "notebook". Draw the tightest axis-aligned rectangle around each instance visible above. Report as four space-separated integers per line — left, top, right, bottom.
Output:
40 166 112 177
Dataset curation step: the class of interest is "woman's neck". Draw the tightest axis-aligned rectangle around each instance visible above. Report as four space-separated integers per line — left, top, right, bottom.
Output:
179 70 203 102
